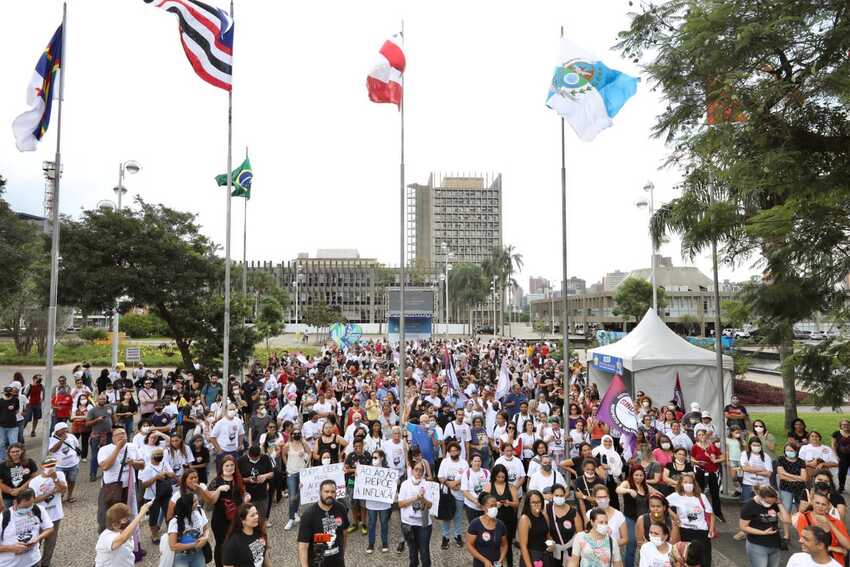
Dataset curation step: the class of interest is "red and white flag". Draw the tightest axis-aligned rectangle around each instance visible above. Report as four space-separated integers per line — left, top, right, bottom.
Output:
367 33 405 106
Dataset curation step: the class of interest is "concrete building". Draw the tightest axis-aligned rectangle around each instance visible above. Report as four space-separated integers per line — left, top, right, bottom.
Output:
567 277 586 295
528 276 550 294
407 173 503 270
603 270 629 291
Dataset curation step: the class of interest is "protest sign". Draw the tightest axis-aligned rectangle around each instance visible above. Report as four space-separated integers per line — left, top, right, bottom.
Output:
299 463 346 506
424 481 441 517
352 465 399 504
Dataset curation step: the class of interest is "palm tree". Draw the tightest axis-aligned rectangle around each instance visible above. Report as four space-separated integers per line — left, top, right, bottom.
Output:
483 245 524 335
448 263 487 332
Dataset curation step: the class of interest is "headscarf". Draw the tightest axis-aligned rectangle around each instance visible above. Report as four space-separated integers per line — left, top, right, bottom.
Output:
592 434 624 477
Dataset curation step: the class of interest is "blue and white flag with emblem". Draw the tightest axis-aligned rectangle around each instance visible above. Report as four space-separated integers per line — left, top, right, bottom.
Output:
546 39 638 142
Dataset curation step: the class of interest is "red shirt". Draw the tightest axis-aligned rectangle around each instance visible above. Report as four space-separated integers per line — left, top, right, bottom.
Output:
27 383 43 405
52 392 72 418
691 443 721 473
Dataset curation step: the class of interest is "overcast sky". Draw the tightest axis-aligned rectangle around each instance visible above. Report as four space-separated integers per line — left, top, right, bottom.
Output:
1 0 761 291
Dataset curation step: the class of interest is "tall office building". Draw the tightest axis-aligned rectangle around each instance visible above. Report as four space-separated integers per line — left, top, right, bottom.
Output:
529 276 550 294
407 173 503 270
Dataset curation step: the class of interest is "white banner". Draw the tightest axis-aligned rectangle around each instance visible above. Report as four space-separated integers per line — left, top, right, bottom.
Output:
299 463 346 506
352 465 399 504
424 481 441 518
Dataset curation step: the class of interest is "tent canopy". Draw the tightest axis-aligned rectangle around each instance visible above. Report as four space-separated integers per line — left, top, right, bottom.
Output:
587 308 733 372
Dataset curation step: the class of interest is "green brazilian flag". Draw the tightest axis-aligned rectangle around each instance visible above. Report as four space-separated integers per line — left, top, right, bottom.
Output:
215 156 253 199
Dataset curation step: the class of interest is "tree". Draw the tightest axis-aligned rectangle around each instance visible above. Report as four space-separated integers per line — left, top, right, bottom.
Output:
619 0 850 428
120 313 169 338
721 299 751 331
255 297 284 357
302 302 338 343
0 181 40 308
613 278 668 331
58 199 254 373
678 313 701 336
483 245 524 335
448 263 487 330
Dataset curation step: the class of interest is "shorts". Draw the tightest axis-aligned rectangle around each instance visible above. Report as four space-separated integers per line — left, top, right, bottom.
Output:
58 465 79 484
346 483 361 508
24 405 42 420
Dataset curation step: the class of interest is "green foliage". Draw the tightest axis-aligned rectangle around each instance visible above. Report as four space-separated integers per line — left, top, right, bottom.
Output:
731 350 753 379
448 263 488 325
78 327 108 342
790 339 850 410
532 319 548 339
302 302 344 338
750 413 837 440
0 340 181 367
256 296 285 356
0 184 42 308
678 313 701 336
721 299 751 330
613 278 668 328
119 313 168 338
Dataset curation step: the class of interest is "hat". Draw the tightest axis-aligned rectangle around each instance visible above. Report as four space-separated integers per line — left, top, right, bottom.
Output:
73 371 83 379
116 362 125 371
41 457 57 467
3 386 12 393
690 402 700 412
53 421 69 433
701 411 712 419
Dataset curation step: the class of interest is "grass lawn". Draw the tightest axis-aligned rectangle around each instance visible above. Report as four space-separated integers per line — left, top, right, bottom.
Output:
750 412 847 438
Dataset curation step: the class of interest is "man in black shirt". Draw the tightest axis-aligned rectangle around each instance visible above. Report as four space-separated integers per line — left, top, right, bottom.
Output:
238 446 274 522
298 479 349 567
0 386 20 461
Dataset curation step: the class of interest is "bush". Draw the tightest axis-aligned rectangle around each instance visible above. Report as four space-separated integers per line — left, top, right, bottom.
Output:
733 378 809 406
61 337 86 349
78 327 108 342
120 313 168 338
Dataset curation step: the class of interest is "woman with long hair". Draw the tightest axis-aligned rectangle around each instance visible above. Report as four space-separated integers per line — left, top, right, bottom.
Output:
637 522 674 567
666 473 714 567
188 435 210 485
313 420 347 464
364 449 391 553
567 507 623 567
281 424 311 531
167 492 210 567
691 428 725 522
398 459 434 567
616 465 652 567
636 494 680 546
545 483 582 566
518 490 551 567
661 447 694 497
222 503 269 567
0 443 37 509
202 455 249 567
164 433 192 487
739 485 789 567
485 464 519 567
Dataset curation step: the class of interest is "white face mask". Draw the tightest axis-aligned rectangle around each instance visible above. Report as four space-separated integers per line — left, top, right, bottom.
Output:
322 457 331 465
754 426 764 433
660 442 671 450
596 498 609 509
594 524 609 535
227 410 237 419
751 445 762 454
553 496 566 506
683 483 695 494
206 416 215 424
649 535 664 547
140 426 150 434
486 507 498 519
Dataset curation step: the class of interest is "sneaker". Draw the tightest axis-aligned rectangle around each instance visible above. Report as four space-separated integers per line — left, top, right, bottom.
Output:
284 520 294 531
360 525 367 535
396 541 405 554
366 546 374 554
441 537 449 550
294 513 300 524
455 535 463 548
347 525 357 534
381 547 389 553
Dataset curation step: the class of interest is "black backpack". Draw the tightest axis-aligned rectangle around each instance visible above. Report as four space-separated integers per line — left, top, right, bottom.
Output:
1 506 42 540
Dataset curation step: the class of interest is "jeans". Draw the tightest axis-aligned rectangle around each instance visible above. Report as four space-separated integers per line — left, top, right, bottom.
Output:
839 454 850 490
741 483 754 503
287 472 301 520
746 541 780 567
90 435 106 479
174 550 207 567
780 489 802 513
624 517 636 567
464 506 482 523
440 497 464 539
0 427 18 461
41 518 60 567
404 523 432 567
367 508 390 548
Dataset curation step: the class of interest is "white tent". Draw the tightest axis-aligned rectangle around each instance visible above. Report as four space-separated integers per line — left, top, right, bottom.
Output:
587 308 733 425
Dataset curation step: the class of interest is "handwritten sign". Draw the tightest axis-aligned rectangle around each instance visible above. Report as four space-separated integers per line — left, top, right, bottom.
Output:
352 465 399 504
299 463 346 506
424 481 441 518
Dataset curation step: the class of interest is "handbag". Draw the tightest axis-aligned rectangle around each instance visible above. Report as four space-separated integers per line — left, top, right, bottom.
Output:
101 449 128 510
436 484 456 521
223 497 238 521
202 542 212 564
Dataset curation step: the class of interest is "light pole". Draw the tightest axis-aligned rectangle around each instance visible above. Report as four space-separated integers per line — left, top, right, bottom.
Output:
490 277 497 336
441 242 453 336
111 160 142 369
292 264 302 326
636 180 657 312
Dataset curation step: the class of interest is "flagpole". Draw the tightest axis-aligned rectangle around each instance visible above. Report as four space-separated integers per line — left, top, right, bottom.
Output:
42 2 67 459
242 147 248 299
222 0 234 399
398 20 406 408
558 26 571 411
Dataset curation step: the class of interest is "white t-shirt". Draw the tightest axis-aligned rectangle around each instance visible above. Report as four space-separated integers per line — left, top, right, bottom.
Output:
211 418 244 453
98 444 141 487
670 432 693 452
164 447 192 482
385 440 407 474
740 452 772 487
799 444 838 465
494 456 526 497
0 505 53 567
49 434 81 468
444 421 472 461
666 492 712 531
276 403 299 426
95 529 134 567
461 468 490 510
584 507 626 540
437 457 469 500
528 469 566 495
138 461 174 501
786 552 842 567
313 400 336 421
638 541 674 567
166 508 208 539
29 472 66 521
302 420 322 445
398 479 432 526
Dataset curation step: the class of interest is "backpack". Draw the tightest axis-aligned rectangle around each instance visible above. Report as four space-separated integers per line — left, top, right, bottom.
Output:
1 506 41 540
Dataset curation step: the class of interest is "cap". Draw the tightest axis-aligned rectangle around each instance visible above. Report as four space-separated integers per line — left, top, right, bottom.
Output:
53 421 69 433
690 402 700 411
41 457 57 467
701 411 712 419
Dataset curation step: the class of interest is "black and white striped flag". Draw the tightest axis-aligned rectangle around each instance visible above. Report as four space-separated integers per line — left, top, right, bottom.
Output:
144 0 234 91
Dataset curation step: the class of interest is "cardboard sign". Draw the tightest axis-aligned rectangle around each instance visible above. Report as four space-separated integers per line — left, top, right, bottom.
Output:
352 465 399 504
299 463 346 506
424 481 441 517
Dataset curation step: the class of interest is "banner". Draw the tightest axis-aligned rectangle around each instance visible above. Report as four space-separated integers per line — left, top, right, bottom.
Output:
299 463 346 505
590 353 623 374
352 465 399 504
673 373 685 411
595 374 638 434
424 481 441 517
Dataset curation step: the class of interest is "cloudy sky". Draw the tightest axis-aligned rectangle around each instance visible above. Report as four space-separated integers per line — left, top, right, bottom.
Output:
1 0 761 291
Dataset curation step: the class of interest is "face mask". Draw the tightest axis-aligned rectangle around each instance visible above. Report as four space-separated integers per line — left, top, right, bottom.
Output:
542 464 552 472
594 524 609 535
751 445 762 454
15 506 32 516
815 482 830 492
584 471 595 480
649 535 663 547
141 426 151 434
153 456 163 463
227 410 237 419
486 507 498 519
785 450 797 459
553 496 566 506
322 457 331 465
682 483 694 494
451 454 459 461
754 426 764 433
292 432 302 440
596 498 609 509
660 443 671 450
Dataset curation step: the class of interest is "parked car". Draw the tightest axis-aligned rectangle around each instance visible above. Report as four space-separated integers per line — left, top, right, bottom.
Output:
809 331 825 341
733 329 751 339
824 329 842 339
793 329 812 340
722 328 735 338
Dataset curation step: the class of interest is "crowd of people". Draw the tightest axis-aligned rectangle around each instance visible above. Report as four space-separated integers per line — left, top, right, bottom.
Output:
0 337 846 567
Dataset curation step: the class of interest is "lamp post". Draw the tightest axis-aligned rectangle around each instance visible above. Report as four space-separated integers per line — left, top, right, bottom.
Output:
292 264 302 326
111 160 142 369
636 181 657 313
441 242 453 337
490 277 497 336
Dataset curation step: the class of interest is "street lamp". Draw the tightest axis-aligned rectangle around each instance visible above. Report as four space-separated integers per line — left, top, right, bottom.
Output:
292 264 302 326
111 160 142 369
489 277 497 337
636 180 657 312
441 242 453 336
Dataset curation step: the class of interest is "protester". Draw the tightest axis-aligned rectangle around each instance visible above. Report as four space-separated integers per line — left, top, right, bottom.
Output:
0 443 37 510
787 525 843 567
28 458 66 567
637 522 674 567
666 472 714 567
466 492 508 567
545 483 581 565
203 455 248 567
297 479 348 567
342 436 371 535
96 501 154 567
616 465 651 567
568 507 623 567
438 440 468 549
794 490 850 565
0 386 20 461
635 494 680 546
518 489 552 567
364 449 391 553
139 446 175 544
398 460 434 567
96 427 145 533
167 492 210 567
0 488 54 567
238 446 274 524
739 485 789 567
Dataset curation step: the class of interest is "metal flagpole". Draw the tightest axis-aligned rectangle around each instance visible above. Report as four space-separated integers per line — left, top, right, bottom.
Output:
398 21 406 408
42 2 68 458
222 0 234 400
559 27 570 405
242 147 248 298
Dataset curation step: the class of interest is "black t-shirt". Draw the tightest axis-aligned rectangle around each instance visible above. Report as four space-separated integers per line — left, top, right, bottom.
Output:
0 397 19 428
343 452 370 483
741 498 780 548
0 459 37 490
222 529 267 567
207 477 243 524
297 501 350 567
777 457 805 494
151 412 171 429
238 455 273 502
467 517 506 567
